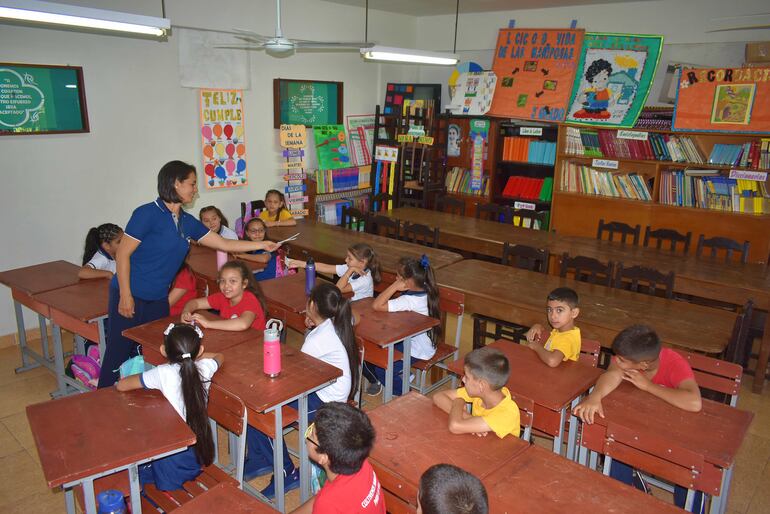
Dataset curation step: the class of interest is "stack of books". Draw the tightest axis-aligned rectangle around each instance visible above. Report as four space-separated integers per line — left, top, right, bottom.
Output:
444 167 490 196
316 195 370 225
315 166 371 194
501 136 556 165
501 176 553 201
564 127 704 163
560 161 652 201
708 142 767 169
659 169 770 213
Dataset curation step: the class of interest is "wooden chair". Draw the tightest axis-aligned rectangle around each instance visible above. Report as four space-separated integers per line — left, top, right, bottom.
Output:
674 349 743 407
369 192 394 213
240 200 265 219
578 338 602 368
435 194 466 216
613 263 676 299
502 242 550 273
194 274 208 298
559 253 614 286
511 209 548 230
695 235 750 264
339 205 366 231
509 392 535 442
475 202 511 223
643 226 692 254
401 222 439 248
365 214 400 239
596 219 641 245
722 301 754 370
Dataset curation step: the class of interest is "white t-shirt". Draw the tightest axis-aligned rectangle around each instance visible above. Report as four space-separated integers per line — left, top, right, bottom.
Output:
219 226 238 240
302 319 351 403
86 250 116 274
335 264 373 301
388 292 435 360
141 358 219 420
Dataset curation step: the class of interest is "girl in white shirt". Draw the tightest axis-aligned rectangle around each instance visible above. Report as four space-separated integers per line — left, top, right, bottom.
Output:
199 205 238 240
78 223 123 279
288 243 381 301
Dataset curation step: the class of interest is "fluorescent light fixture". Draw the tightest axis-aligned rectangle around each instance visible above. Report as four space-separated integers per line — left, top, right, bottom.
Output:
361 45 458 66
0 0 170 37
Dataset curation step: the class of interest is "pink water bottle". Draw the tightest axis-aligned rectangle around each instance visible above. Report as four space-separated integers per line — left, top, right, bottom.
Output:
263 319 283 377
216 250 228 270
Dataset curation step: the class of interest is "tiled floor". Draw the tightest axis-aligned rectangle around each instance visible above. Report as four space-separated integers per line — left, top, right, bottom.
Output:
1 318 769 513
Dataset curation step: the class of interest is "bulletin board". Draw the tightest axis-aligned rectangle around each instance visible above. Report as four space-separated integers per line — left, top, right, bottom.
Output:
273 78 343 128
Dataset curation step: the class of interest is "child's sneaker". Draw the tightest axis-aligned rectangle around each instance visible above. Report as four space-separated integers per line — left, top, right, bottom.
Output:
365 380 382 396
260 468 300 500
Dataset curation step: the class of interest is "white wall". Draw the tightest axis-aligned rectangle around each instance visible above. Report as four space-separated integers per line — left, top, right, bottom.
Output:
0 0 417 336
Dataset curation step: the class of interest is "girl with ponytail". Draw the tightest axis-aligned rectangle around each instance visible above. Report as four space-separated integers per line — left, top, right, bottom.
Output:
78 223 123 279
117 324 224 491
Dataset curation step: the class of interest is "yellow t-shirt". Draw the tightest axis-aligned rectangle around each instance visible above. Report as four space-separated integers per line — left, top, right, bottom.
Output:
259 209 294 222
544 327 581 361
456 386 520 438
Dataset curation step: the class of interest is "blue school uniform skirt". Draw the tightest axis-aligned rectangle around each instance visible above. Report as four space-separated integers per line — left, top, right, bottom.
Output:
139 446 202 491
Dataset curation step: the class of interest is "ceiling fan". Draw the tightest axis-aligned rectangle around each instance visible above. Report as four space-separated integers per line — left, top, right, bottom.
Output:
214 0 373 55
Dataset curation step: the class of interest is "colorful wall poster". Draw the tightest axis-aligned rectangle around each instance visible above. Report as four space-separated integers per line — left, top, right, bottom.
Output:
673 67 770 133
447 123 462 157
488 29 584 122
279 124 308 217
346 114 376 166
448 62 483 99
469 119 490 192
313 124 351 170
199 89 247 189
448 71 498 115
565 33 664 128
274 79 342 128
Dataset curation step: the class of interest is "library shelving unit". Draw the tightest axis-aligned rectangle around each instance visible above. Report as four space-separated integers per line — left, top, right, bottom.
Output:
550 124 770 262
305 171 371 223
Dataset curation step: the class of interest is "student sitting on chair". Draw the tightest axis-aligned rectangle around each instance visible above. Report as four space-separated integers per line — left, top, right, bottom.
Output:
433 347 520 438
417 464 488 514
524 287 581 367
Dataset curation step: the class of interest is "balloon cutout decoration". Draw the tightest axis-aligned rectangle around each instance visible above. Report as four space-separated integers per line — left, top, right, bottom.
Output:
199 89 248 189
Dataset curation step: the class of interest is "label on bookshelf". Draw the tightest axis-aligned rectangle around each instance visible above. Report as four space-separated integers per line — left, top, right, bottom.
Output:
729 169 768 181
592 158 619 169
520 127 543 136
282 161 305 170
283 173 307 181
616 130 649 141
287 194 309 202
513 201 537 211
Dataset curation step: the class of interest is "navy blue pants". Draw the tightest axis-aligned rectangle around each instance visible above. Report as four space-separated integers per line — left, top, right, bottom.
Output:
139 446 201 491
97 281 169 388
610 460 705 512
244 392 323 476
362 342 407 396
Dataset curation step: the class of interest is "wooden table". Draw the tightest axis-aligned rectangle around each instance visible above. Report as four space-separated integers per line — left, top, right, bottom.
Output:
351 298 440 401
484 444 685 514
367 392 530 511
27 387 195 514
436 260 736 355
174 483 278 513
447 340 602 458
214 340 341 512
578 382 753 514
187 244 264 292
259 274 314 334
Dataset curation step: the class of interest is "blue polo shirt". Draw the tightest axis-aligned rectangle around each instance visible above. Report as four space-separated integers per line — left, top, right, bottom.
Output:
121 198 211 300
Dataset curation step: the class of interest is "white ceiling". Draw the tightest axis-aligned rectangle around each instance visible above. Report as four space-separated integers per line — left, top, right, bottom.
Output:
320 0 654 17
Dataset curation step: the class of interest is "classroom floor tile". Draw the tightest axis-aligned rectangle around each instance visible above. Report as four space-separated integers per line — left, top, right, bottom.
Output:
0 449 51 509
0 422 22 459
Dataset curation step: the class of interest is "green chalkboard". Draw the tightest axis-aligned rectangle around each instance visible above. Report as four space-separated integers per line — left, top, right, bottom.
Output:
273 78 343 128
0 63 89 135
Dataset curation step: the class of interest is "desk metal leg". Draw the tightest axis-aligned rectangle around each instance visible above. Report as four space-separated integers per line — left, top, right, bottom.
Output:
14 301 38 372
129 463 142 514
753 313 770 393
38 314 50 361
51 324 70 398
384 345 394 404
273 407 285 513
578 444 588 466
298 395 310 502
602 455 612 476
566 397 581 460
709 464 732 514
553 407 566 454
402 338 412 397
589 451 598 471
97 317 107 361
65 487 76 514
83 477 97 514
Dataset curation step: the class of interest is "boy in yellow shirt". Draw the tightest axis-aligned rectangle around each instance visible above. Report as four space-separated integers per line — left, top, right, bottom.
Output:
524 287 581 366
433 347 520 438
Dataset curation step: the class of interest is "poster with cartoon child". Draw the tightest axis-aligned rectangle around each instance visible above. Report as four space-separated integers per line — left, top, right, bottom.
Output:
566 33 663 128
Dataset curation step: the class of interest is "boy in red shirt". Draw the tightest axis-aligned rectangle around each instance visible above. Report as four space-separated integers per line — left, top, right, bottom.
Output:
293 402 386 514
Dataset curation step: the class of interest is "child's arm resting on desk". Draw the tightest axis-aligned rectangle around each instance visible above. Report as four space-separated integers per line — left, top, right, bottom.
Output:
622 370 702 412
115 374 142 392
78 266 113 280
194 311 255 331
527 339 565 368
235 252 271 264
433 389 494 437
573 362 624 424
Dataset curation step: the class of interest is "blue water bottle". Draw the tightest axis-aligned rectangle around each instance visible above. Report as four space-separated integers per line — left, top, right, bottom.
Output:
97 489 126 514
305 256 316 296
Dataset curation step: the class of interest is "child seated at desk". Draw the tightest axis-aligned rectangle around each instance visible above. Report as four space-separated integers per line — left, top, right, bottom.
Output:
260 189 297 227
573 324 703 512
524 287 581 366
236 218 279 281
199 205 238 240
417 464 488 514
292 402 386 514
78 223 123 279
433 347 521 438
168 258 197 317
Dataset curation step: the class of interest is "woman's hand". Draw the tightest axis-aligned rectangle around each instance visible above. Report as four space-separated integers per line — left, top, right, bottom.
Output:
181 312 195 323
262 241 281 252
118 294 135 318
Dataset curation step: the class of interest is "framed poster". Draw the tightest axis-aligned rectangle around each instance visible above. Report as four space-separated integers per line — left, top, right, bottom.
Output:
200 89 247 189
0 63 89 135
273 78 343 128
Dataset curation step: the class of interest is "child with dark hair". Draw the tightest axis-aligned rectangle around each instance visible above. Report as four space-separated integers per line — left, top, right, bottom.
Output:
199 205 238 240
573 58 613 119
78 223 123 279
433 347 520 438
236 218 277 281
168 257 197 317
524 287 581 366
260 189 297 227
117 324 224 490
292 402 385 513
417 464 488 514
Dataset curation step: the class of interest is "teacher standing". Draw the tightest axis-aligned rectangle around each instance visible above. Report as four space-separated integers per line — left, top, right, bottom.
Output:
98 160 280 387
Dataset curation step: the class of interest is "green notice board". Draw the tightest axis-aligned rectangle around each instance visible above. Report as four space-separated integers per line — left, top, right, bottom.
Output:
273 78 343 128
0 64 89 135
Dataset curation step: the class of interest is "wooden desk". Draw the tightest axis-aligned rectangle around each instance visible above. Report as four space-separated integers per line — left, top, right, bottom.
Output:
27 387 195 514
214 341 341 512
187 245 264 292
174 483 278 513
352 298 440 401
447 340 602 457
367 392 530 510
436 260 735 355
485 444 684 514
259 274 313 334
578 382 753 514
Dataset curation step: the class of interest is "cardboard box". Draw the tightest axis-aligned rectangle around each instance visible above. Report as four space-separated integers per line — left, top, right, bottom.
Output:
746 42 770 63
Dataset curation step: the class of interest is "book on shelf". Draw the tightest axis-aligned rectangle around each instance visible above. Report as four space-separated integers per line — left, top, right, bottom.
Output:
659 169 770 213
501 136 556 165
708 142 768 170
564 126 705 163
315 165 371 194
316 194 370 226
444 167 490 196
560 161 652 201
632 107 674 130
502 176 553 201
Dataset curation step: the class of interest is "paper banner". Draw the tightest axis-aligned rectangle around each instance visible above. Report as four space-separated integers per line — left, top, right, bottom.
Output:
279 124 306 148
313 124 351 170
488 28 584 121
346 115 376 166
673 67 770 133
199 89 247 189
565 33 664 128
374 145 399 162
469 119 489 192
279 124 307 218
448 71 498 115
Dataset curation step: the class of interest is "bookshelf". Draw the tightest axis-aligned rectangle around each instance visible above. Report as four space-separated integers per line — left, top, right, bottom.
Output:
306 168 371 224
551 125 770 262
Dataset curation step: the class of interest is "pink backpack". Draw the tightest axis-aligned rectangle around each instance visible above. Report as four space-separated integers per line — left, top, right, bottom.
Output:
66 344 101 390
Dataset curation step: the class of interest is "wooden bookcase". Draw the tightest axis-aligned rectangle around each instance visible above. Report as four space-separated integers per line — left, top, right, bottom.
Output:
550 125 770 263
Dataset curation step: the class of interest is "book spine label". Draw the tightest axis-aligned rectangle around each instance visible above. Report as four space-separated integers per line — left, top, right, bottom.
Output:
729 169 768 181
592 158 619 169
617 130 649 141
520 127 543 136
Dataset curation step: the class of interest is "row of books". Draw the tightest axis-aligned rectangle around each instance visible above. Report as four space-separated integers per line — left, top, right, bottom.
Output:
500 137 556 165
560 162 652 201
501 176 553 201
564 127 704 163
314 166 371 194
708 141 770 169
444 167 491 196
632 107 674 131
316 195 369 226
659 170 770 213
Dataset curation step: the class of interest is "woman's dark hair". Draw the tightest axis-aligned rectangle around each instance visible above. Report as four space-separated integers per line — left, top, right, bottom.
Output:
199 206 229 229
314 402 375 475
163 324 214 466
419 464 489 514
219 260 268 318
264 189 290 220
399 256 442 347
309 283 359 401
348 243 381 284
242 217 268 241
82 223 123 265
158 160 196 203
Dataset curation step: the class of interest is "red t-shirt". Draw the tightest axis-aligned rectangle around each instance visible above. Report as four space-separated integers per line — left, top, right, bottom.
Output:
206 290 266 330
313 460 386 514
651 348 695 388
169 268 198 316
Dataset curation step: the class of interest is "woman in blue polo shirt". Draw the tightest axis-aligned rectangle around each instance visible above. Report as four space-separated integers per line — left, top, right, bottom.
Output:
97 160 281 387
